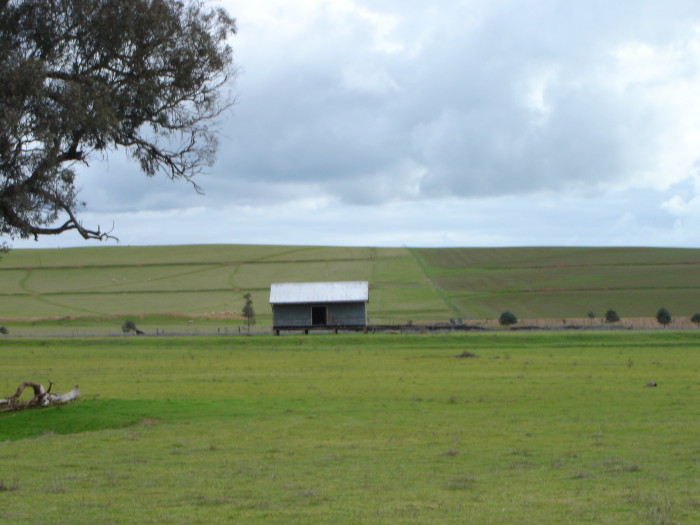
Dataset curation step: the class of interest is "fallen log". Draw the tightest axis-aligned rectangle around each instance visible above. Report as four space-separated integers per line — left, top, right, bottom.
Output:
0 381 80 412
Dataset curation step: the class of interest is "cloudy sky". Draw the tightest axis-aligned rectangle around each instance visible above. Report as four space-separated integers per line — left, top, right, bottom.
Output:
14 0 700 249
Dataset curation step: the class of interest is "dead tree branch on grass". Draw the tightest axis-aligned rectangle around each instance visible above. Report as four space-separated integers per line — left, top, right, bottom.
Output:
0 382 80 412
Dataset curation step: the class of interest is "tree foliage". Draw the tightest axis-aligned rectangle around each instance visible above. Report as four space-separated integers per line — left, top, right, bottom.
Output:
122 320 136 333
691 313 700 326
655 307 672 327
0 0 236 241
242 292 255 332
605 309 620 323
122 319 143 335
498 311 518 326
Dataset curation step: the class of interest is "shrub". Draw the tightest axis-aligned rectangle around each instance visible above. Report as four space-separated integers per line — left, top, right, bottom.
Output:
605 310 620 323
122 320 137 333
0 326 8 335
691 313 700 326
499 311 518 326
656 307 672 328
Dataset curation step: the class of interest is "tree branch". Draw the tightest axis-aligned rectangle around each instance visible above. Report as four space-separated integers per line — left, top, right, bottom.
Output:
0 0 236 241
0 381 80 412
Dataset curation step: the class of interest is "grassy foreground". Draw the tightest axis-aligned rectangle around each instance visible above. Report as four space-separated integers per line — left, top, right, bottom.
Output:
1 331 700 524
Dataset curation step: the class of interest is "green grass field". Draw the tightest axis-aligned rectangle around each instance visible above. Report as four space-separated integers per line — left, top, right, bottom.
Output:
0 244 699 335
1 332 699 523
413 247 700 320
0 245 446 334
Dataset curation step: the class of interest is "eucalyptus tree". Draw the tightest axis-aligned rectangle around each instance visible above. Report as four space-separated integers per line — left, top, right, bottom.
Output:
0 0 236 241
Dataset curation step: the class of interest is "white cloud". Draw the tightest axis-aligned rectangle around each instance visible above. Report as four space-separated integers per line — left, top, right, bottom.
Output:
606 29 700 191
339 64 400 95
662 189 700 218
522 65 558 124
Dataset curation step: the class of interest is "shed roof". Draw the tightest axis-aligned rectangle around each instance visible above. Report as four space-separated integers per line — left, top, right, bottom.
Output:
270 281 369 304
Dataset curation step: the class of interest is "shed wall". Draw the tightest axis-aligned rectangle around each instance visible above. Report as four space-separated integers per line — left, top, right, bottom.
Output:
273 301 367 328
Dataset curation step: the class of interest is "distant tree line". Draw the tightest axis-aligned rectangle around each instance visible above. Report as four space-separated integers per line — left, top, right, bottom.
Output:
492 307 700 328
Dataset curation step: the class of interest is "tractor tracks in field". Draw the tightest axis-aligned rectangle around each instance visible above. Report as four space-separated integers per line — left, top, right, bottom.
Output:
16 267 103 315
407 248 464 318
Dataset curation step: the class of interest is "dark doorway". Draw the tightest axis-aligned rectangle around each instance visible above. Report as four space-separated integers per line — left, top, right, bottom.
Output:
311 306 327 326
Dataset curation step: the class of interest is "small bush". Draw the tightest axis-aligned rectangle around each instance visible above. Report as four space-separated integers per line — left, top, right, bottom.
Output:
499 311 518 326
605 310 620 323
122 320 136 333
656 307 672 327
691 313 700 326
0 326 8 335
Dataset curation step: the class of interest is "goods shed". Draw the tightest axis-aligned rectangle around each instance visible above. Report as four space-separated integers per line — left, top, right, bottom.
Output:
270 281 369 332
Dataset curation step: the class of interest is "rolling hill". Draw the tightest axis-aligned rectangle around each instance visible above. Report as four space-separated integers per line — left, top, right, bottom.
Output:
0 244 698 334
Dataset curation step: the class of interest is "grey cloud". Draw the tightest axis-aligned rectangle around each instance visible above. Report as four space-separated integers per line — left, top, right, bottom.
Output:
76 154 208 214
64 0 700 228
208 0 700 211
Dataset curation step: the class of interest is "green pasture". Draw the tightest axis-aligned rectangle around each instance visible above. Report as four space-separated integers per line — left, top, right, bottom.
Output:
413 246 700 320
1 332 700 523
0 244 446 334
0 244 699 335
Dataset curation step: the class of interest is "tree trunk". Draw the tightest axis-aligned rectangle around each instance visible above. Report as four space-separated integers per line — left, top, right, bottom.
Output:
0 382 80 412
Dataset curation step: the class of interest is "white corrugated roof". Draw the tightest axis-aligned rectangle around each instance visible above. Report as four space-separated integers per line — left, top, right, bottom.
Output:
270 281 369 304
